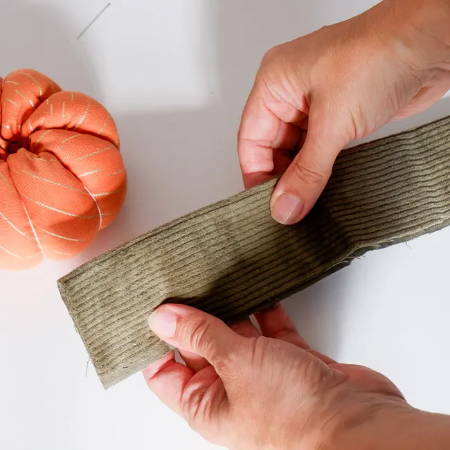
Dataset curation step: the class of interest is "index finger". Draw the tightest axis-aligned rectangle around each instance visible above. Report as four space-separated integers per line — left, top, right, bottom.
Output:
237 80 305 188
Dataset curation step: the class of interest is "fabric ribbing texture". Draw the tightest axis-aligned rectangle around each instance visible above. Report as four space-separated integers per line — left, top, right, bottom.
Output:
58 116 450 388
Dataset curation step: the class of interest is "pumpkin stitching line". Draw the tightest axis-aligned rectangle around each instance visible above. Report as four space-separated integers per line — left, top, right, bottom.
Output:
21 195 44 259
20 194 99 219
11 168 91 194
0 244 39 259
15 71 44 96
35 225 85 242
0 211 30 238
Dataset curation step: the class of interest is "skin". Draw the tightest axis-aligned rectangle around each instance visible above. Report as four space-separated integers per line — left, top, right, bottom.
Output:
238 0 450 224
145 304 450 449
144 0 450 448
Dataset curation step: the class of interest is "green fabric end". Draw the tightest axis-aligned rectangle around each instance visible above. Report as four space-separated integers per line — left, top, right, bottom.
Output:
58 116 450 388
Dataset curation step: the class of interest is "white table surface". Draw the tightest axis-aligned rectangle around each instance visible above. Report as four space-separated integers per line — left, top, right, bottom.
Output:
1 1 449 449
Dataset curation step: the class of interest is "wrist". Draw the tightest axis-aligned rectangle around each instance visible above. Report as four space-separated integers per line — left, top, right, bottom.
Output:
326 399 450 450
381 0 450 76
284 388 408 450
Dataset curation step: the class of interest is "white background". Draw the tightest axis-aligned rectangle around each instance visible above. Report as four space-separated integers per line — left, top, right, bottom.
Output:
1 1 449 449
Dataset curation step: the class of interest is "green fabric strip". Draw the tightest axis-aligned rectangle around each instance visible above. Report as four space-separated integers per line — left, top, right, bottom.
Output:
58 116 450 388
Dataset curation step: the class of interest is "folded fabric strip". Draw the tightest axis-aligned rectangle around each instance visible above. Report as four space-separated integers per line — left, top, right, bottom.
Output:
58 116 450 388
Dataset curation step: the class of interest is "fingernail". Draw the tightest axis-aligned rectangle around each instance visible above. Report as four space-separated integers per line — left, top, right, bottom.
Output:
148 308 178 338
271 192 304 224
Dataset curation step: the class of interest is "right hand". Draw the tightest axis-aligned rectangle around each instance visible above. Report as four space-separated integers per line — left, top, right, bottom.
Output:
238 0 450 225
144 304 450 449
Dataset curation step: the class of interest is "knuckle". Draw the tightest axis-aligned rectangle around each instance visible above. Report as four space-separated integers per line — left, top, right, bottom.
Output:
179 314 241 373
262 45 280 64
318 24 332 34
248 336 270 366
291 159 327 186
298 355 338 394
180 383 208 428
186 316 213 353
213 348 238 376
261 44 283 67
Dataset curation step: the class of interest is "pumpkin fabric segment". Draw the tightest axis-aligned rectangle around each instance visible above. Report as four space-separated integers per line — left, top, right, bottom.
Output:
0 69 126 270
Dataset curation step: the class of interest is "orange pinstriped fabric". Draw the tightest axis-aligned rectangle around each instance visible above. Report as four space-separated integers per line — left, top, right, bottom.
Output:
0 69 126 270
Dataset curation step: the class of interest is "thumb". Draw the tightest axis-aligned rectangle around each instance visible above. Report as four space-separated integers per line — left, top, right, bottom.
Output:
148 304 243 370
270 110 349 224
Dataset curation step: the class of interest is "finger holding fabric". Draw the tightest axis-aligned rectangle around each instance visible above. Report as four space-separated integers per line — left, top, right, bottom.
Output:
238 0 450 225
143 304 450 450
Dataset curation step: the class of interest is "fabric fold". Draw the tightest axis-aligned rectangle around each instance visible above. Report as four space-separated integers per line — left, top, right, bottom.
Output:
58 116 450 388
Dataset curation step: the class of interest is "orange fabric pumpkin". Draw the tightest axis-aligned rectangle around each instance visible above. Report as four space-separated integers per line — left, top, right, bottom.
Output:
0 69 126 270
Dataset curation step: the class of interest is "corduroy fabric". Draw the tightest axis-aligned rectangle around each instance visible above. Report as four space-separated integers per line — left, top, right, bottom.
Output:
58 116 450 388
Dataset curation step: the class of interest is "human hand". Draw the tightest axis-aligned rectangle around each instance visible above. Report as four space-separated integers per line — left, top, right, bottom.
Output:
238 0 450 224
143 304 450 449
